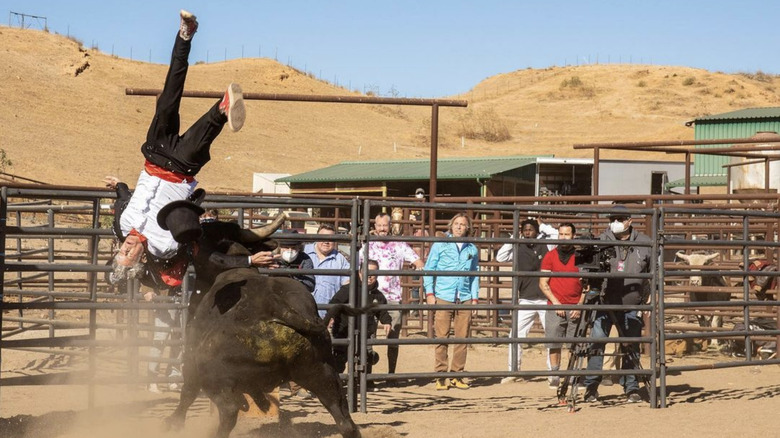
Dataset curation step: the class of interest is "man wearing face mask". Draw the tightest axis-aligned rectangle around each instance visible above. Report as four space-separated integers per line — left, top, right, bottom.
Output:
582 205 652 404
274 230 315 293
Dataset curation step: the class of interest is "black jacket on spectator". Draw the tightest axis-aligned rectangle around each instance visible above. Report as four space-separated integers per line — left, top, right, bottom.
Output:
277 252 316 293
330 280 391 340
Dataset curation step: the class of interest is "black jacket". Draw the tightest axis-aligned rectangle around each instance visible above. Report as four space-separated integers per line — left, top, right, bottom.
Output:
276 252 316 293
330 280 391 339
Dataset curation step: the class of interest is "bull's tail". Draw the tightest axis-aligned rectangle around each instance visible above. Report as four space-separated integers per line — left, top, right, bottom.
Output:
322 302 379 324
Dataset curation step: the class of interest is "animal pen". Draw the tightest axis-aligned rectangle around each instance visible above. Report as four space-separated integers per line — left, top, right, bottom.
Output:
1 184 778 414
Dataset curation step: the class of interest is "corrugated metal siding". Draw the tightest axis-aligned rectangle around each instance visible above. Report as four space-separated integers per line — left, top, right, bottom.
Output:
694 120 780 176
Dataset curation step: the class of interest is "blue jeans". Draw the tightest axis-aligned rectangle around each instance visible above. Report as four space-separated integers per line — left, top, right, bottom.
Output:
584 310 643 394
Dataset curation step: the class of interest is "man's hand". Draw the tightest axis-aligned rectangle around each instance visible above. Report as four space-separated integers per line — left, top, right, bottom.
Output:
570 310 581 320
250 251 275 267
382 323 391 335
425 295 436 305
104 176 120 189
143 291 156 302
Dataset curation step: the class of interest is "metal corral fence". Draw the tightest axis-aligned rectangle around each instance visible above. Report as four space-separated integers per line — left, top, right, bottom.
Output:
1 185 779 413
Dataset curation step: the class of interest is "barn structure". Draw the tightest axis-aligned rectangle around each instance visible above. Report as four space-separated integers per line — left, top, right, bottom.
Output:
671 107 780 192
275 155 690 200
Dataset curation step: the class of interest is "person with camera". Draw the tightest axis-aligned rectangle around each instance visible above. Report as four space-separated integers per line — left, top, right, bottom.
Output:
582 206 652 404
495 218 557 383
539 223 585 389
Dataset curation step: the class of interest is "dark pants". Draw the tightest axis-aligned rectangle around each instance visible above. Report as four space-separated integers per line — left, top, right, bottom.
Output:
333 344 376 375
584 310 643 394
142 32 227 176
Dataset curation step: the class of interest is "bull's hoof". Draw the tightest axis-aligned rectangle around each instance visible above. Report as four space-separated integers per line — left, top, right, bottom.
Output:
163 415 185 432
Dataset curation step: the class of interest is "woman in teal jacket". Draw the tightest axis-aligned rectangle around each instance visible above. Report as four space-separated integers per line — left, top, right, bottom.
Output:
424 213 480 390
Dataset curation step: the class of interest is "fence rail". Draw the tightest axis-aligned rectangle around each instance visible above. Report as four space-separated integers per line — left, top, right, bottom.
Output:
1 185 778 413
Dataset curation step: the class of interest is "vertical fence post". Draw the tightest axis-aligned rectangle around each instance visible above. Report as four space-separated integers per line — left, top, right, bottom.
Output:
742 215 753 360
358 199 369 413
658 208 667 408
508 210 520 375
47 209 55 338
87 199 101 408
649 207 659 408
0 186 7 404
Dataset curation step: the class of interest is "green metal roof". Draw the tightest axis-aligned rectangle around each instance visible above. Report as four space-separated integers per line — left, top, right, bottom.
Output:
277 155 549 183
665 175 727 189
688 107 780 125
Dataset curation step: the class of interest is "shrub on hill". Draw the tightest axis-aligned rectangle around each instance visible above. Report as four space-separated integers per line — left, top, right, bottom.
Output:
456 107 511 142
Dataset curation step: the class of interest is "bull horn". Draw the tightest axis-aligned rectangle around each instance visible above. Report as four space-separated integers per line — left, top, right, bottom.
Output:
705 252 720 262
240 213 287 242
676 251 690 262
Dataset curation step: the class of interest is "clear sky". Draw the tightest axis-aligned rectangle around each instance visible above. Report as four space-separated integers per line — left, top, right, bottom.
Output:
6 1 780 97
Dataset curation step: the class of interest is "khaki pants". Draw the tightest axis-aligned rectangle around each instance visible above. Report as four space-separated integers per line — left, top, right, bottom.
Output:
433 297 472 373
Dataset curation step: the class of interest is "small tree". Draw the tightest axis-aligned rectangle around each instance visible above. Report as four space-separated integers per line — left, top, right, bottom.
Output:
0 149 12 173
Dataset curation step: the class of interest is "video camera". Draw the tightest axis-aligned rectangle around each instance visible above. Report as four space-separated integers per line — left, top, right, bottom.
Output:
574 237 615 293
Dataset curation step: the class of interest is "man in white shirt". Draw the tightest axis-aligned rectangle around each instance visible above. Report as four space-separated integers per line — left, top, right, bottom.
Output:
106 9 248 286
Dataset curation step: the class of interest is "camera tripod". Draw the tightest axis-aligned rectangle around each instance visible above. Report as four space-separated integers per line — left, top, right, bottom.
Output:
556 289 649 412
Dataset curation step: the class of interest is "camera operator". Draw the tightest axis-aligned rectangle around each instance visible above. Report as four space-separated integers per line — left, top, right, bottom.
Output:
582 205 651 404
539 223 584 389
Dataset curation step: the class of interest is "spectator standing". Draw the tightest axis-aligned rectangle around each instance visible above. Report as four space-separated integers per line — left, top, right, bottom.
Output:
304 224 350 318
330 259 391 376
583 206 652 404
274 229 315 292
424 213 480 390
365 213 424 377
495 219 555 383
539 223 584 389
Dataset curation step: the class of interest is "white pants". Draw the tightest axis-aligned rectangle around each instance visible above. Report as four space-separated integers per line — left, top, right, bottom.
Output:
507 298 550 371
148 307 183 378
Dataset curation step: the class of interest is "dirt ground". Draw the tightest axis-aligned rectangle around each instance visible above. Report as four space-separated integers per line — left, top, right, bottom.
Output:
2 338 779 438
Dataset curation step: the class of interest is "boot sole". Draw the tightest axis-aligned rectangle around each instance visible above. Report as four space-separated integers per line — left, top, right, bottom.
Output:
226 83 245 132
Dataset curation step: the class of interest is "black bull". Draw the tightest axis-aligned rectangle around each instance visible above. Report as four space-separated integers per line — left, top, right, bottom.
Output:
167 268 361 438
163 224 361 437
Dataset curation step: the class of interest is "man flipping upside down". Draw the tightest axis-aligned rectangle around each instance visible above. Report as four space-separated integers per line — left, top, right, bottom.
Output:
105 9 251 287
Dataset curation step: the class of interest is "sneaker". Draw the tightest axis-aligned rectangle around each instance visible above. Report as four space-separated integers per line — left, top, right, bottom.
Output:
219 83 246 132
168 382 180 391
626 391 642 403
450 378 470 390
548 377 560 389
500 376 518 384
147 383 162 394
435 378 450 391
179 10 198 41
583 389 599 403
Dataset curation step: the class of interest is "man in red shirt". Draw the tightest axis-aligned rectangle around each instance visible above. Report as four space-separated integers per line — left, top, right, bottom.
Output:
539 223 584 389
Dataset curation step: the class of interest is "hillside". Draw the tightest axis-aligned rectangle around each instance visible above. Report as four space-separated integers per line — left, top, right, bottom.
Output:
3 26 780 192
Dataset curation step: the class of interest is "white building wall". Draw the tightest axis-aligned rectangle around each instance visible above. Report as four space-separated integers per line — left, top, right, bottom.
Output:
252 173 291 194
598 160 692 196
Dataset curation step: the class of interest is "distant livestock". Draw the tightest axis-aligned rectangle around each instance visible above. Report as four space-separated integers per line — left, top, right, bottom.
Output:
675 251 731 345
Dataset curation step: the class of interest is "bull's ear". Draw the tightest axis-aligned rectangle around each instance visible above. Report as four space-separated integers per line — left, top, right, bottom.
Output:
676 251 689 262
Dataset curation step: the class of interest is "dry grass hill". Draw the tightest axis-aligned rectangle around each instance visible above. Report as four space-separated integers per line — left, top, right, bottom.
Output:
3 26 780 192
